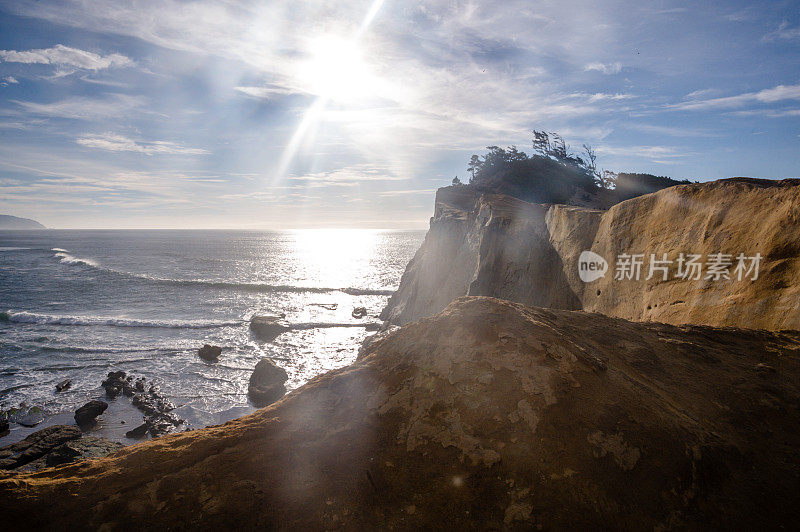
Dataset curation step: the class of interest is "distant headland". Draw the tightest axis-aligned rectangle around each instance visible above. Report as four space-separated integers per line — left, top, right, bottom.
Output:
0 215 45 229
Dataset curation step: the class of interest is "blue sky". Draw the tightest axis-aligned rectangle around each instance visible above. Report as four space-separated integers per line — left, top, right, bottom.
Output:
0 0 799 228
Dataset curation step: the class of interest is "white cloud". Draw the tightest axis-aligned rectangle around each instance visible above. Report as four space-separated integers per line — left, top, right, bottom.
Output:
76 133 209 155
584 62 622 75
0 44 132 75
1 76 19 86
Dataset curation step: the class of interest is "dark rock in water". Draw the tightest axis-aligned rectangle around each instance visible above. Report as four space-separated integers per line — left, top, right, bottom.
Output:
74 400 108 428
101 371 127 398
0 418 8 436
125 423 148 439
0 425 82 470
45 437 123 468
351 306 367 319
198 344 222 362
17 410 45 427
100 372 183 438
248 358 288 407
250 315 290 341
56 379 72 392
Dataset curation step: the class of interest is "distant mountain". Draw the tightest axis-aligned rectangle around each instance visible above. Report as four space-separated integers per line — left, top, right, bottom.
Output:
0 215 46 229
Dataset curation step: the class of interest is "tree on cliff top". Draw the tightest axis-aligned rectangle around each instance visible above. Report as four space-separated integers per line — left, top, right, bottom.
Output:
466 134 598 204
464 131 690 207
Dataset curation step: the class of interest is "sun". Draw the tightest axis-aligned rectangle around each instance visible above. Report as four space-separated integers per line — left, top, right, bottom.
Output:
298 35 379 103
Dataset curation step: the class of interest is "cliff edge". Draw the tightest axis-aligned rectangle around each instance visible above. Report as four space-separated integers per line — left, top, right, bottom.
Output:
2 297 800 529
382 179 800 330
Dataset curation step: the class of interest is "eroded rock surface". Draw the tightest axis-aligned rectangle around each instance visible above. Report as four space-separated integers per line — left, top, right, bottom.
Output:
383 179 800 330
2 297 799 529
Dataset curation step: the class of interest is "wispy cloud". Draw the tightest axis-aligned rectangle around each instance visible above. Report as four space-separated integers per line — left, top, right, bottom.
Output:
76 133 209 155
763 21 800 42
0 44 132 76
11 94 146 119
584 62 622 75
234 85 299 99
597 144 688 163
728 108 800 118
378 188 436 196
1 76 19 86
290 164 407 187
671 84 800 111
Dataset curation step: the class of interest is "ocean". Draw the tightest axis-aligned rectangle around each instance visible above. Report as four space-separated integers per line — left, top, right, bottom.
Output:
0 229 424 433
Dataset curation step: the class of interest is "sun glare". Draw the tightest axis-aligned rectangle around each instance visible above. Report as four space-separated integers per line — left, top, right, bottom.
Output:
299 35 377 103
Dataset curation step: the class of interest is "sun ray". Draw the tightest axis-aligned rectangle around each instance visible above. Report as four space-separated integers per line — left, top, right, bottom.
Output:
271 0 386 184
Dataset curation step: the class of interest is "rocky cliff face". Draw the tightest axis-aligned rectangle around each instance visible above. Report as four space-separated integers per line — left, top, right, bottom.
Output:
382 179 800 330
2 297 800 529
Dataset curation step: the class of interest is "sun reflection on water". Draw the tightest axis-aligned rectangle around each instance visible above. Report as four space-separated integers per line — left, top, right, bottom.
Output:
291 228 379 289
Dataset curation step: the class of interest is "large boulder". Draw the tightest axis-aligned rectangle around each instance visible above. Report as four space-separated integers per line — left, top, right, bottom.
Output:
247 358 288 407
198 344 222 362
249 315 290 341
74 401 108 428
2 298 800 529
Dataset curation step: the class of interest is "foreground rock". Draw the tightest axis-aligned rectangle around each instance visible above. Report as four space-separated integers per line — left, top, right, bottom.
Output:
0 425 122 472
248 358 288 407
0 425 81 470
2 297 800 529
197 344 222 362
74 400 108 428
101 371 183 437
383 179 800 329
44 436 123 468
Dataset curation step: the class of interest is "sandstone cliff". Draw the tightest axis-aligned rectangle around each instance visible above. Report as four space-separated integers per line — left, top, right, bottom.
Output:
382 179 800 330
2 297 799 529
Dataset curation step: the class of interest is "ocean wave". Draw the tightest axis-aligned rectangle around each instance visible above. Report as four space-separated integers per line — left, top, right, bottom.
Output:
36 344 184 355
51 248 69 252
49 249 396 296
0 247 31 251
0 310 243 329
53 251 98 267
